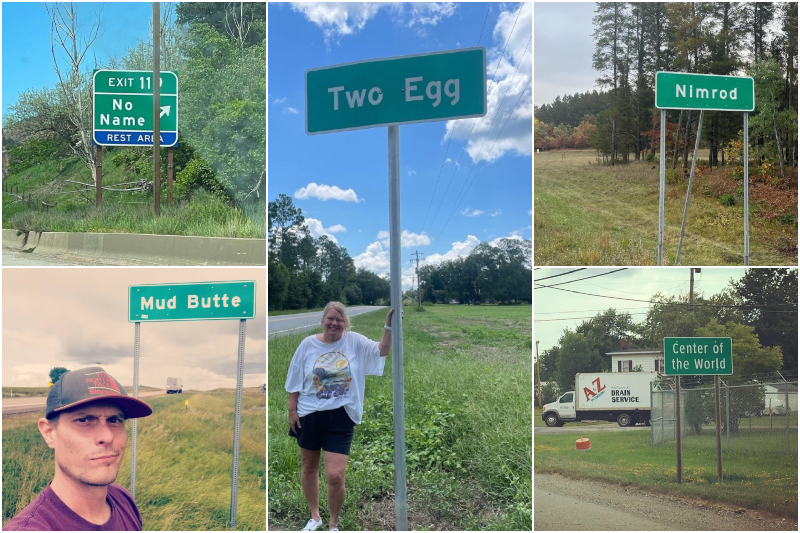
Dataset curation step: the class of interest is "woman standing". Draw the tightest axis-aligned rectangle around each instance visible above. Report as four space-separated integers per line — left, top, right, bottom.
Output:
285 302 396 531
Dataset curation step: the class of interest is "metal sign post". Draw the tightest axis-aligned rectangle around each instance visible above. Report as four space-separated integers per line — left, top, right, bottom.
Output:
305 48 486 529
127 281 256 527
675 110 704 265
655 72 754 265
715 376 723 482
675 375 682 483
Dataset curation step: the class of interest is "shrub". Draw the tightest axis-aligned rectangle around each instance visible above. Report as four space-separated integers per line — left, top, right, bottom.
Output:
720 194 737 206
174 156 230 202
6 136 72 175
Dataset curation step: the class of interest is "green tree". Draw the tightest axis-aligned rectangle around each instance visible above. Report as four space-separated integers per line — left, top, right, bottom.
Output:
748 58 796 179
575 309 640 371
49 367 69 385
267 260 289 310
555 331 601 392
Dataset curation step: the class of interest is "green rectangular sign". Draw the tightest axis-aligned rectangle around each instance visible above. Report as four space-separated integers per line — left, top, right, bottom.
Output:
656 72 754 111
128 281 256 322
663 337 733 375
306 47 486 134
93 69 179 147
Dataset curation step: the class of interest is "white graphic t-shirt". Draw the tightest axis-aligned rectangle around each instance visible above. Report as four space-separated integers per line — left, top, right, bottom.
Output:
285 331 386 424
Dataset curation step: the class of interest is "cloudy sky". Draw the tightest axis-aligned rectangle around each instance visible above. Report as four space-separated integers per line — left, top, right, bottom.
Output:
269 2 532 289
534 267 751 355
3 268 266 390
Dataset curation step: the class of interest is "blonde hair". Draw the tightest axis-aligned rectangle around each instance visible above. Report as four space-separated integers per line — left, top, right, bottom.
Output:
321 301 351 331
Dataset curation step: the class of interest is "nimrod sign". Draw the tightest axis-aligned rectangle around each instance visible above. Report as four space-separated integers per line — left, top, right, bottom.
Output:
656 72 754 112
128 281 256 322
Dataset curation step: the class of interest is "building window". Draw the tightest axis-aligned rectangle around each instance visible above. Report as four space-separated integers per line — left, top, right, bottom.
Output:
655 359 660 372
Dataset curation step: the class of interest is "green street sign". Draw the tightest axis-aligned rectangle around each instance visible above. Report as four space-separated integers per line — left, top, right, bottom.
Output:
128 281 256 322
306 47 486 135
656 72 754 111
93 69 179 147
663 337 733 375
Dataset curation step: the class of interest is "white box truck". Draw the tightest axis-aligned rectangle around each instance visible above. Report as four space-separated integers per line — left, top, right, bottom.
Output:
541 372 656 427
166 377 183 394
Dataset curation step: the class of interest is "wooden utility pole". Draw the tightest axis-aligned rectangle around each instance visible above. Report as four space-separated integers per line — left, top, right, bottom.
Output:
153 2 161 216
410 250 425 308
536 341 542 411
95 146 103 207
167 147 173 206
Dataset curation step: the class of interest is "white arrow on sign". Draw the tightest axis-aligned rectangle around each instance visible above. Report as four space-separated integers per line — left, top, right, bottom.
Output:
160 105 171 118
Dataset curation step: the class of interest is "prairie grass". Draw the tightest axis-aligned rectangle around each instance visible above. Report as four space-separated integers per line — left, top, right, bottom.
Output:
268 306 532 531
2 385 161 398
534 429 797 517
534 149 797 265
2 391 266 530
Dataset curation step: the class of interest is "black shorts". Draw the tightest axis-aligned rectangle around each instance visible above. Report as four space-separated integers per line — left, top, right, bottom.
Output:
289 407 356 455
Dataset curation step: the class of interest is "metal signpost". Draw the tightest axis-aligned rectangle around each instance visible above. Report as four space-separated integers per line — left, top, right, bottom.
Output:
654 72 754 265
664 336 733 483
127 281 256 528
306 48 486 530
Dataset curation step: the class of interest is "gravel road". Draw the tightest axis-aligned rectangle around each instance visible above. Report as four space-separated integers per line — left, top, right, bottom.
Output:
535 472 797 531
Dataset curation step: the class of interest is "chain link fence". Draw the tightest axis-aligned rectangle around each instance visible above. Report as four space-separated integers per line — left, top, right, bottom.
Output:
651 375 798 456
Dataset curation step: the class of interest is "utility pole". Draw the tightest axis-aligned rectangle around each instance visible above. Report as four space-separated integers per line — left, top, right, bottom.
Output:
410 250 425 309
152 2 161 216
535 341 542 411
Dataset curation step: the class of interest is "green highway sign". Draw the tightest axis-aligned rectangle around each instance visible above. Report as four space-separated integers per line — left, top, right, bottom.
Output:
656 72 754 111
93 70 178 147
128 281 255 322
306 47 486 134
664 337 733 375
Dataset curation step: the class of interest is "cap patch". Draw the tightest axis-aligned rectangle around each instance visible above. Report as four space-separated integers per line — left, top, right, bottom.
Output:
85 372 121 396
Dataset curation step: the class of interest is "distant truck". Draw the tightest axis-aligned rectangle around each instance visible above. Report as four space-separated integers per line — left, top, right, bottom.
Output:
166 377 183 394
542 372 656 427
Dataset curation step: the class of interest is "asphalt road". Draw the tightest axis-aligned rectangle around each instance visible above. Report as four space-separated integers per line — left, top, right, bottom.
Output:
2 247 159 266
268 306 387 337
535 472 796 531
535 422 650 435
2 390 167 416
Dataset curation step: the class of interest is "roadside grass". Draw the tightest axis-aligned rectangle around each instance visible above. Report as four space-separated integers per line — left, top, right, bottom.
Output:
268 306 532 531
2 391 265 530
2 385 161 398
534 429 798 517
2 156 265 239
534 149 797 265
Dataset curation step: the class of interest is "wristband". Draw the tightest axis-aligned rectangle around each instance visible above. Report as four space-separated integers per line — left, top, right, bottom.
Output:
384 324 392 331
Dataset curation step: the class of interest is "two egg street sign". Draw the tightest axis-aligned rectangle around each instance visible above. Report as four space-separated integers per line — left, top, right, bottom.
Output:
93 69 178 147
306 47 486 134
663 337 733 376
305 47 487 531
126 280 256 522
656 72 754 111
128 281 255 322
654 71 754 266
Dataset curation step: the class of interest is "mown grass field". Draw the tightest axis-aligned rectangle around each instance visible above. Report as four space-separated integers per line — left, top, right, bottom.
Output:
535 428 798 517
534 149 797 265
268 306 532 531
2 156 265 239
2 385 161 398
3 391 266 530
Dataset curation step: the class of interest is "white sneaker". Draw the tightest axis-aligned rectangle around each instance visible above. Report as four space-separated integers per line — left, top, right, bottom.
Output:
302 518 323 531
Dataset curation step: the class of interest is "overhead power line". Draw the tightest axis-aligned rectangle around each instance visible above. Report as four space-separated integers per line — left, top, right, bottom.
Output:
534 268 627 289
533 268 586 282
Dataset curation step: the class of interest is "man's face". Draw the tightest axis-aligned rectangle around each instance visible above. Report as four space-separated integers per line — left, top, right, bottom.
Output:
39 402 128 487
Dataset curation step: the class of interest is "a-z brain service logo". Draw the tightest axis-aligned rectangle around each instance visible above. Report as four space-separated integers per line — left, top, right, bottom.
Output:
583 377 606 403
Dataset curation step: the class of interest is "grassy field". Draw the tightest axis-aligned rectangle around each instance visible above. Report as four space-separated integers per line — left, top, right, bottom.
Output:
268 306 532 531
2 391 266 530
535 429 797 517
2 155 265 239
2 385 161 398
534 149 797 265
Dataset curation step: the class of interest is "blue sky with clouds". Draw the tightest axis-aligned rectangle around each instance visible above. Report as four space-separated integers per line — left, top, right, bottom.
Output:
268 2 532 289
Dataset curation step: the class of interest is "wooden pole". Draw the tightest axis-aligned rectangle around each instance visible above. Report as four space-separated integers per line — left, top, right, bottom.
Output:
153 2 161 216
167 147 174 206
96 146 103 207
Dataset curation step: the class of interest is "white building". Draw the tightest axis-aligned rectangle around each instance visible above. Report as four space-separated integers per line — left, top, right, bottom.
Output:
607 347 664 373
762 383 798 414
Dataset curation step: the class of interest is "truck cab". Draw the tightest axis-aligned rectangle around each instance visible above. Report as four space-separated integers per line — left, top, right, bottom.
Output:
542 391 576 427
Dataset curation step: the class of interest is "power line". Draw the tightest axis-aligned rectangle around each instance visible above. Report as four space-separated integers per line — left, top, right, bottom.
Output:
534 268 627 289
535 312 649 323
533 268 586 282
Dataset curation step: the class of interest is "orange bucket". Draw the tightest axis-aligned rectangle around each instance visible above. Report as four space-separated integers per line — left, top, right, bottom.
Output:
575 437 591 451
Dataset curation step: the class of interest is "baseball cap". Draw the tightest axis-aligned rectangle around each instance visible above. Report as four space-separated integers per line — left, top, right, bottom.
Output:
46 367 153 419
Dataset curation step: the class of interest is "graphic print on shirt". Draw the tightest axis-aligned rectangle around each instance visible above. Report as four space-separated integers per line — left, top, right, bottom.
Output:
312 350 352 400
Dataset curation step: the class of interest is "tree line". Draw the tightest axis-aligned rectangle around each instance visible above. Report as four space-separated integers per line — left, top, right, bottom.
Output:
534 2 797 178
536 269 798 420
269 194 532 311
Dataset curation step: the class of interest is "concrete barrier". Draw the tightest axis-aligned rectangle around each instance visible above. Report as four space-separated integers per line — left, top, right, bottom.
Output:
2 229 265 265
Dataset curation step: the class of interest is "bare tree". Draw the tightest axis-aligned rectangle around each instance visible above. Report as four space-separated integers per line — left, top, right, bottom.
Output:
46 2 103 187
225 1 253 51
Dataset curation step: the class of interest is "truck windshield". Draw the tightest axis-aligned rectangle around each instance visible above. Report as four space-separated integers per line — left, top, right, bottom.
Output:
560 392 573 403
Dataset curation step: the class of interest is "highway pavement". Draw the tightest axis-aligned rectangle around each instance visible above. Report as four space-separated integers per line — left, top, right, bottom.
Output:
268 306 387 337
2 389 168 416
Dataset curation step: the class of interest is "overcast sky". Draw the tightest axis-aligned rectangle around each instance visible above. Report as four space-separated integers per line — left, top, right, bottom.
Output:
3 268 266 390
534 2 597 107
534 267 754 356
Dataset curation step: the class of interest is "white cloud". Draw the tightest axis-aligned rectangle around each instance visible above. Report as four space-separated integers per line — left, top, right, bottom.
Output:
488 209 502 217
295 182 361 202
444 2 532 163
461 208 484 217
284 107 299 115
422 235 482 266
408 169 417 176
354 241 389 273
376 230 431 247
489 234 524 247
406 3 458 27
273 97 287 104
290 2 383 45
303 218 343 243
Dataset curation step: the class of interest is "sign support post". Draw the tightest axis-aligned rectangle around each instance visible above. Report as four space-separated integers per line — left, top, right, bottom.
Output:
715 376 723 482
658 109 666 266
675 375 682 483
675 110 704 265
230 319 246 528
130 321 141 498
388 125 408 531
743 113 749 265
153 2 161 216
96 146 103 208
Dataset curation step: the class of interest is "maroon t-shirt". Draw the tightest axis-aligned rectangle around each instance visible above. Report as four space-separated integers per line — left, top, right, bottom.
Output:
3 481 143 531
